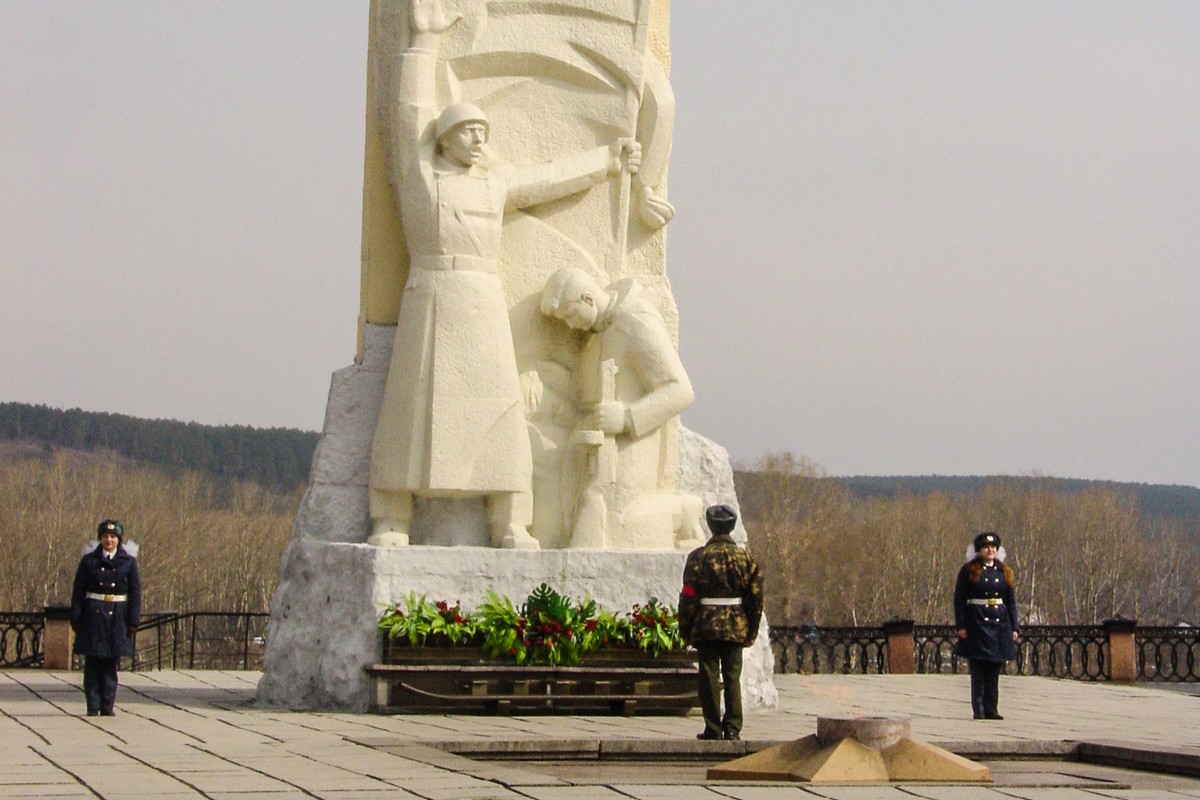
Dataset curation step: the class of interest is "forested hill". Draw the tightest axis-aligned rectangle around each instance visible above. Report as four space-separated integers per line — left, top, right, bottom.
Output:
734 470 1200 523
4 401 1197 519
837 475 1200 521
0 402 318 492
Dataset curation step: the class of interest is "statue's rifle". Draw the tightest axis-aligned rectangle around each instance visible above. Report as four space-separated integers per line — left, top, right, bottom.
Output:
611 0 651 279
571 358 618 548
570 0 650 547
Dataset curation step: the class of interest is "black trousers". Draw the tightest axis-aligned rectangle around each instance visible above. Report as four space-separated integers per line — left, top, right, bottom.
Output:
83 656 120 714
968 659 1003 717
696 640 743 738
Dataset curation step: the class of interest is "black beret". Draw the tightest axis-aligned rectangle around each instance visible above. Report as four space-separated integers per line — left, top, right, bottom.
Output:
705 504 737 535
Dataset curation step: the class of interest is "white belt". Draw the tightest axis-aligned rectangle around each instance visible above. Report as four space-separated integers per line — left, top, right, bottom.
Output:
700 597 742 606
968 598 1003 606
85 592 127 602
412 254 498 273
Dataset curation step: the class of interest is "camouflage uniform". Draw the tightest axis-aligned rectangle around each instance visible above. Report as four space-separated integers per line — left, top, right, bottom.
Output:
679 531 764 740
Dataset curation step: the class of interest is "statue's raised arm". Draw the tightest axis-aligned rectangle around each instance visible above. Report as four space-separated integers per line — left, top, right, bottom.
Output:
408 0 460 48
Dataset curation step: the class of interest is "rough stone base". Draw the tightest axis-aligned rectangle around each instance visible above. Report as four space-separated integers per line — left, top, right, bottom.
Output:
258 324 777 712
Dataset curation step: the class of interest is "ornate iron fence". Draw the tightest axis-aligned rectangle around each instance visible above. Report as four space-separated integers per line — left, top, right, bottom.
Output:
6 609 1195 682
1136 626 1200 681
0 612 44 668
777 623 1110 680
771 624 888 674
914 624 964 674
1016 625 1108 680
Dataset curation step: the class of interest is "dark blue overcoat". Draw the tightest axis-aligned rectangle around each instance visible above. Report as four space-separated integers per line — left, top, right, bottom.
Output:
953 559 1018 662
70 546 142 658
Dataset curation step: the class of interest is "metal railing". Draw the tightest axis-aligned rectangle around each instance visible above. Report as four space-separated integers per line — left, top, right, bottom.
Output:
771 624 888 674
1137 626 1200 681
1016 625 1108 680
7 608 1197 683
773 623 1115 680
133 612 270 671
912 624 1108 679
0 612 44 668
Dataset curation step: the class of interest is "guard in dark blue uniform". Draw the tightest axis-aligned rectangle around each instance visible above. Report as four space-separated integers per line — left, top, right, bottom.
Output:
70 519 142 716
954 531 1018 720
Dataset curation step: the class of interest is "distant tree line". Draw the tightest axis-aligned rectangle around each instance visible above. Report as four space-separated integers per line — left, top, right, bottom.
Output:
0 402 318 493
836 475 1200 522
0 443 295 612
737 453 1200 628
5 402 1199 626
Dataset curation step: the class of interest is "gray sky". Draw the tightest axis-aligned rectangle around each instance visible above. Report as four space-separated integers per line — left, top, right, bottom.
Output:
2 2 1197 487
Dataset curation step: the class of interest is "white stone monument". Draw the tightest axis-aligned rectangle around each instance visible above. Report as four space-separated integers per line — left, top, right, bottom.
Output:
258 0 776 714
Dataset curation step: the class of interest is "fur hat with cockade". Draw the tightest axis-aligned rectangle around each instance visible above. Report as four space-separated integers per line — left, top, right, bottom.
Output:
97 519 124 542
973 531 1001 552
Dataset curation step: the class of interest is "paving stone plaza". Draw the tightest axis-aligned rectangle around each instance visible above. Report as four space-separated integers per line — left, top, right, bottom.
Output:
3 670 1200 799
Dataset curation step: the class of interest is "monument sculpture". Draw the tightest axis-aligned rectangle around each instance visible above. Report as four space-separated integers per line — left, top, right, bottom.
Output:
367 0 651 551
259 0 776 713
360 0 695 551
538 267 705 550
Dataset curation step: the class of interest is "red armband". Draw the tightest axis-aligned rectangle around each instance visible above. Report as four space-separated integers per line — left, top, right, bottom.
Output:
680 584 697 597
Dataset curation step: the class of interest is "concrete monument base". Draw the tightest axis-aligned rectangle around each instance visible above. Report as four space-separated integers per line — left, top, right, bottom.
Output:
258 543 775 712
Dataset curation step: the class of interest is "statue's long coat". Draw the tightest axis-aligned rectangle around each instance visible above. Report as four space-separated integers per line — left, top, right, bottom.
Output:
370 42 612 494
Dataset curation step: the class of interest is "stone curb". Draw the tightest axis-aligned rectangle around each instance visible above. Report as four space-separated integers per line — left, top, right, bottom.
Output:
349 735 1200 779
1076 740 1200 778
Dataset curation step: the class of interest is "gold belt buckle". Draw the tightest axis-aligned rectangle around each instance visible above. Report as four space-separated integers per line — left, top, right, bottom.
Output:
104 594 115 602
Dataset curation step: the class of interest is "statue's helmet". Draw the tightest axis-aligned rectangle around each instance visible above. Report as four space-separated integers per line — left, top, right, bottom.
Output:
436 103 489 142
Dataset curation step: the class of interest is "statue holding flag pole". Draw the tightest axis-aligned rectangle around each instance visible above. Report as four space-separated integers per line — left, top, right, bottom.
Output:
364 0 691 550
366 0 648 550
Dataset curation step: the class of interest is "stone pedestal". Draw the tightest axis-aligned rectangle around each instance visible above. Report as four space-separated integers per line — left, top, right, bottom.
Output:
883 618 915 674
1104 617 1138 682
258 543 775 712
42 606 74 670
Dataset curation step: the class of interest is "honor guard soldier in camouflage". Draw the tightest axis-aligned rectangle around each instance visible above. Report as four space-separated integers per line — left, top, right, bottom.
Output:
679 504 764 740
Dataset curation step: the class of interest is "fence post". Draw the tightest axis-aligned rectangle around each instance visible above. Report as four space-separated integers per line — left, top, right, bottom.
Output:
42 606 74 670
883 618 915 674
1103 617 1138 682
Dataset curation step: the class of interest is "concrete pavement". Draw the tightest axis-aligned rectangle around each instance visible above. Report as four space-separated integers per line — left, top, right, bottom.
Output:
3 670 1200 799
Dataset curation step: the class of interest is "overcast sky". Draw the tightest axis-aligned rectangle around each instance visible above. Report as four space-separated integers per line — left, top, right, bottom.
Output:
2 2 1197 487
